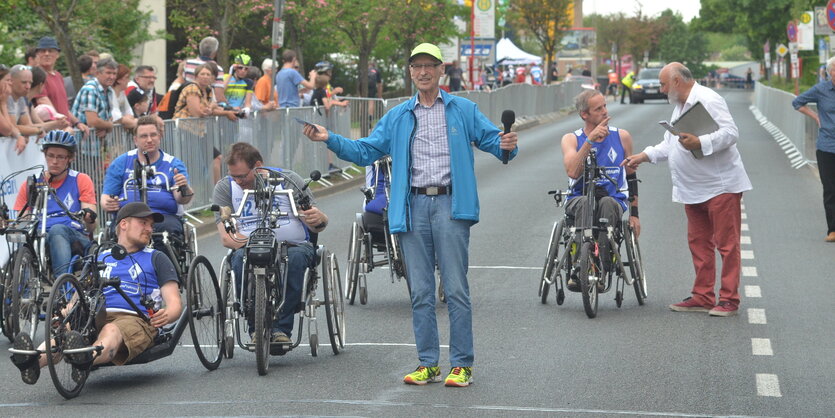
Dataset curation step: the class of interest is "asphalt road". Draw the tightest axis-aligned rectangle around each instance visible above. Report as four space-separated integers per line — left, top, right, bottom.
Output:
2 90 832 417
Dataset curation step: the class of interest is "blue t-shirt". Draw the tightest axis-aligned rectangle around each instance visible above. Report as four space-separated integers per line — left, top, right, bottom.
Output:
103 149 189 215
99 247 178 316
275 68 304 108
225 76 253 109
567 127 628 210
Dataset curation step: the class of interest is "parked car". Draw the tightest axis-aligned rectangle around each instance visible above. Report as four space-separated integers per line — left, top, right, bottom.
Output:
630 68 667 104
565 75 600 91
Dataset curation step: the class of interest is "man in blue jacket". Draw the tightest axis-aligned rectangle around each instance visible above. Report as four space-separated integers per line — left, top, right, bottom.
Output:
303 43 518 387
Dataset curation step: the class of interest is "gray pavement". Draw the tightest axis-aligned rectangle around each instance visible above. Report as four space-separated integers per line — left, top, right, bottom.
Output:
1 90 832 417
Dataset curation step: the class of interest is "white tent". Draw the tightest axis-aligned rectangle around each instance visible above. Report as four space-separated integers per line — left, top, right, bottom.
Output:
496 38 542 65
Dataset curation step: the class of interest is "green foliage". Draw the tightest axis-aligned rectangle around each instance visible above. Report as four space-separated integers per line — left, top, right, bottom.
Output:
719 45 751 61
704 32 748 59
696 0 794 60
509 0 573 83
656 10 709 68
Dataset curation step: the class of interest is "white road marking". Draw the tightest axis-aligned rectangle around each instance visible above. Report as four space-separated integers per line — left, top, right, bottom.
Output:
181 342 449 348
742 266 758 277
741 250 754 259
380 265 541 270
740 235 751 244
751 338 773 356
741 223 749 231
744 285 761 298
741 213 747 219
748 308 767 324
756 373 782 397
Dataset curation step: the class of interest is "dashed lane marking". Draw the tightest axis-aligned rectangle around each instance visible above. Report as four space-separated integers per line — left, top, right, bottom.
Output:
742 213 747 219
744 285 762 298
756 373 782 397
751 338 773 356
741 250 755 259
748 308 767 324
742 266 758 277
741 223 749 231
740 235 751 244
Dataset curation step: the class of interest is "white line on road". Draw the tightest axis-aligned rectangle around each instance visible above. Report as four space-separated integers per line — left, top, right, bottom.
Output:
744 285 762 298
751 338 773 356
741 250 754 259
381 265 541 270
740 235 751 244
756 373 782 397
741 212 747 219
742 266 758 277
181 343 449 348
741 223 749 231
748 308 767 324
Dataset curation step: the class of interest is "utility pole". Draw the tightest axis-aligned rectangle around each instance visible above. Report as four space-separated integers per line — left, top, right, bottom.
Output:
271 0 286 103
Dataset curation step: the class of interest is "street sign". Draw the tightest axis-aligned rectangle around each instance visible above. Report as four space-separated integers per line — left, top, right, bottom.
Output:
461 41 494 57
799 11 814 50
789 42 799 54
815 6 834 35
776 43 789 57
787 21 798 42
829 0 835 30
764 52 771 68
271 20 285 48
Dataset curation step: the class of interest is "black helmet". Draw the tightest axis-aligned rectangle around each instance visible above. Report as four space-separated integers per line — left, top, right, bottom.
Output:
314 61 333 73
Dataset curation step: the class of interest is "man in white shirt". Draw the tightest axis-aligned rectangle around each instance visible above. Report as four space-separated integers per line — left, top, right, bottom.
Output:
623 62 752 317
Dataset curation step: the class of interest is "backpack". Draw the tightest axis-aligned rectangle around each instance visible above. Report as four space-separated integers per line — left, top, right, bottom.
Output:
158 81 193 120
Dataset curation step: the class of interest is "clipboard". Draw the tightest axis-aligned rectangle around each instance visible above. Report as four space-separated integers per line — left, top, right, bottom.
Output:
658 101 719 159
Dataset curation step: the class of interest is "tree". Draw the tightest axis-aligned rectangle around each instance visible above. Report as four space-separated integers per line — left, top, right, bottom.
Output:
656 10 709 75
0 0 153 88
696 0 794 60
508 0 573 83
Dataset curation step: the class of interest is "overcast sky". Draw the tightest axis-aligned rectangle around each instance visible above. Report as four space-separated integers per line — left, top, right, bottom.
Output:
583 0 701 23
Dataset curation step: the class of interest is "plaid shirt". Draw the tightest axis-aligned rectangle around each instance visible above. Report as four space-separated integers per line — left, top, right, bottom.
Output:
411 92 451 188
71 78 112 124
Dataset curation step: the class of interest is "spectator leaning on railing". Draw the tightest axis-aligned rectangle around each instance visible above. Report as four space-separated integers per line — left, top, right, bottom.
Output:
125 65 159 115
8 65 47 141
27 66 71 133
31 36 88 136
110 63 138 130
0 65 30 153
71 57 119 139
184 36 228 108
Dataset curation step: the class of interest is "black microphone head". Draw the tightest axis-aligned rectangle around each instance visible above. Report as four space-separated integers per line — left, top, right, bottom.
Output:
501 110 515 126
309 170 321 181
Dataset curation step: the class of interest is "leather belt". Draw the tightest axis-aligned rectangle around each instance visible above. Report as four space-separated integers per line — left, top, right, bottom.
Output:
411 186 451 196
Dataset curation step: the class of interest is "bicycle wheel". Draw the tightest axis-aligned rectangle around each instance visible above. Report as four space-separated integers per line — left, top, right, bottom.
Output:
345 221 361 305
11 246 41 341
187 255 223 371
322 251 345 354
254 275 270 376
540 220 563 304
45 273 94 399
624 225 647 304
1 264 14 341
219 257 236 359
577 242 598 319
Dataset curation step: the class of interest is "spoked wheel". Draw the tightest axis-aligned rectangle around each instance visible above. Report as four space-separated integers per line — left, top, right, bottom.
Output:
220 257 237 359
45 274 94 399
186 255 223 371
391 235 410 296
625 226 647 305
11 246 41 341
345 221 361 305
577 242 598 319
437 269 446 304
254 276 271 376
2 265 14 341
540 220 563 304
322 252 345 354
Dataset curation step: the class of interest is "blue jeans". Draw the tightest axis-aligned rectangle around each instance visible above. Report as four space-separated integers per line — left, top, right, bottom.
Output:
399 194 474 367
231 241 314 337
46 224 91 279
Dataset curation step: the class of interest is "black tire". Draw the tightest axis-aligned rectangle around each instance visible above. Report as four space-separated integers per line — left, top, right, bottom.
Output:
625 226 647 305
556 288 565 305
11 246 41 340
45 274 94 399
1 263 14 341
345 221 361 305
323 252 345 354
220 258 236 359
359 280 368 305
540 220 563 304
437 272 446 304
254 276 270 376
187 255 223 371
391 235 410 296
578 242 598 319
309 332 318 357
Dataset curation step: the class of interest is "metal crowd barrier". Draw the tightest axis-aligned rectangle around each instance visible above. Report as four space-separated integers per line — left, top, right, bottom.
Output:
753 83 816 164
64 82 583 216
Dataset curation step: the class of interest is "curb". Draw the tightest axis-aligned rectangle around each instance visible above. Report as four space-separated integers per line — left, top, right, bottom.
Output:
194 109 573 239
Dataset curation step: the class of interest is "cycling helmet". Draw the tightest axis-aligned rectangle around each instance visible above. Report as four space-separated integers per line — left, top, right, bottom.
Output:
314 61 333 73
40 130 77 154
234 53 252 66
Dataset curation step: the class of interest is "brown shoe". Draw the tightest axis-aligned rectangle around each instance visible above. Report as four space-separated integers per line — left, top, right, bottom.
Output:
825 232 835 242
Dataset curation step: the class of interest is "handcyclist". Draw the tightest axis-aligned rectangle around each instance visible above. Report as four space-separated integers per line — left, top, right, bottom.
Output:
560 89 640 290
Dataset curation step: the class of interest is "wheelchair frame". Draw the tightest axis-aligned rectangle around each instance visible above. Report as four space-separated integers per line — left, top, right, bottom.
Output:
213 168 344 376
538 148 647 318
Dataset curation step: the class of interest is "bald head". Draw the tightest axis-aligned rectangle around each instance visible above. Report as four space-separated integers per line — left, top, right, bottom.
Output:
660 62 695 105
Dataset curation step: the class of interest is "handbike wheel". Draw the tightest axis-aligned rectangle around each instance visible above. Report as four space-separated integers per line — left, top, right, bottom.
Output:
540 220 563 304
345 221 361 305
186 255 223 371
1 264 14 341
254 276 270 376
45 274 93 399
220 258 236 359
322 252 345 354
11 246 41 341
578 242 598 319
625 226 647 305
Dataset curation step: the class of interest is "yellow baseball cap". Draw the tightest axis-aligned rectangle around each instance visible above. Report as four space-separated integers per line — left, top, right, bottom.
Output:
409 43 443 63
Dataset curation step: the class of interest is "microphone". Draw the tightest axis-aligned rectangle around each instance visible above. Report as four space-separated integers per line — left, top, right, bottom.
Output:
501 110 515 164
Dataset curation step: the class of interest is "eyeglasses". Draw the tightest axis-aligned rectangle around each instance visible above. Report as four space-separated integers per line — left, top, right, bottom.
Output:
409 63 442 70
45 153 70 161
229 173 249 181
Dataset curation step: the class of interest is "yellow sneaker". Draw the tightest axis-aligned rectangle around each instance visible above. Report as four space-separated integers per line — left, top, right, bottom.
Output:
444 367 473 387
403 366 441 385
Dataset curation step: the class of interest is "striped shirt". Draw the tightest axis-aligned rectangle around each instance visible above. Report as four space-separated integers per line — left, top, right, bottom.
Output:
183 57 226 91
71 78 112 124
411 92 450 188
